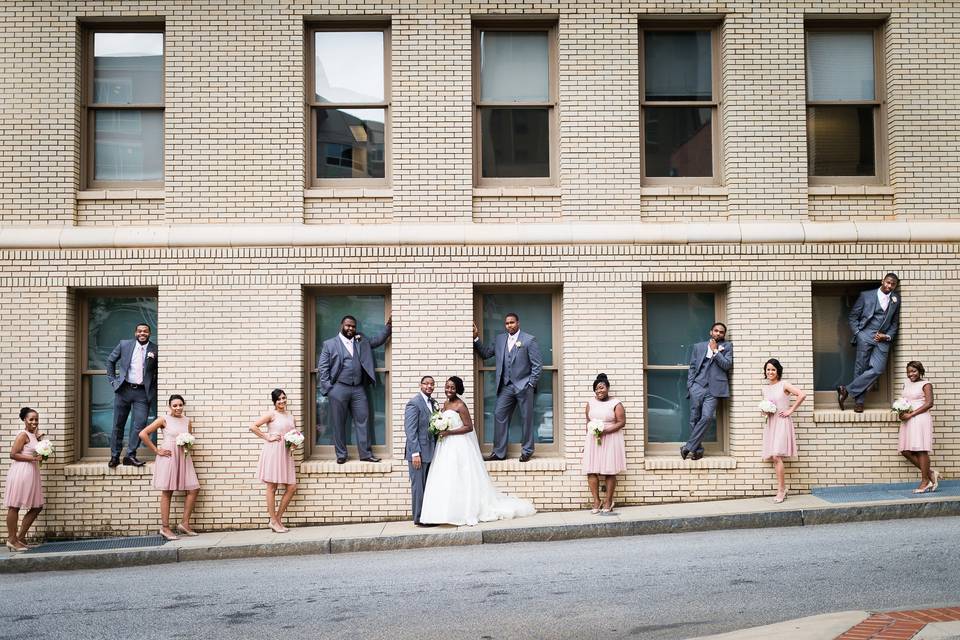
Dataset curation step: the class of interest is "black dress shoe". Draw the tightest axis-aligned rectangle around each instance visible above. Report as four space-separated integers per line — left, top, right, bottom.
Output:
691 450 704 461
108 456 120 468
680 447 690 460
360 456 381 463
519 453 532 462
483 454 504 461
122 455 145 467
336 457 347 464
837 385 848 411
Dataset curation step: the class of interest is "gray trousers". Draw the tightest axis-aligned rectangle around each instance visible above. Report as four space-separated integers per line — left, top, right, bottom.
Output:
685 383 718 455
493 383 536 457
408 460 430 523
847 336 890 402
111 383 149 458
327 382 374 459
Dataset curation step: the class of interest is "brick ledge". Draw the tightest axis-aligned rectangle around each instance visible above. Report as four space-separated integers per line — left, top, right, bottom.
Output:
485 457 566 472
64 461 154 476
300 459 395 474
814 409 899 423
644 456 737 470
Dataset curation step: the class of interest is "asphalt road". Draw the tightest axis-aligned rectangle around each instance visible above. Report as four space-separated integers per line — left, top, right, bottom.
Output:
2 517 959 640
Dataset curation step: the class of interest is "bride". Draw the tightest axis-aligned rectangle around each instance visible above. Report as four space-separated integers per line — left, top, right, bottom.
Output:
420 376 537 526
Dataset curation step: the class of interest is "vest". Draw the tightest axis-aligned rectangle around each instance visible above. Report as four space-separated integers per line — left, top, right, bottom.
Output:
861 301 888 335
339 346 364 386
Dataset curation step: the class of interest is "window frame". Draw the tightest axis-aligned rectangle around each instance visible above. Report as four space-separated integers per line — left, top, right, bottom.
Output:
639 22 722 186
75 288 159 461
472 20 559 187
304 286 392 460
473 286 562 457
81 22 166 190
642 285 727 456
811 282 893 409
305 22 392 188
804 21 887 186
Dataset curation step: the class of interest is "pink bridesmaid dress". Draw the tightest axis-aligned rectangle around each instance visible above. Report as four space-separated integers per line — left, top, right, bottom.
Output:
898 378 933 452
3 430 44 509
256 411 297 484
761 381 797 460
152 414 200 491
581 397 627 475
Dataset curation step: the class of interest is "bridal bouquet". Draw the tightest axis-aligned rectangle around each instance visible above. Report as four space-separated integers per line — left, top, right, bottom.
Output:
429 411 452 437
34 439 53 463
588 420 605 446
892 399 912 417
758 399 778 415
175 432 196 454
283 430 305 449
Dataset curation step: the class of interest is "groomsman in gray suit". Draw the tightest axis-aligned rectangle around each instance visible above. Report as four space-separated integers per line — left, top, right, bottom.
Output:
838 273 901 413
473 313 544 462
682 322 733 461
105 323 158 468
317 315 391 464
405 376 437 526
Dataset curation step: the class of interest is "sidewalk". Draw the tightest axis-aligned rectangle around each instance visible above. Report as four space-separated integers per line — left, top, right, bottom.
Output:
2 483 958 575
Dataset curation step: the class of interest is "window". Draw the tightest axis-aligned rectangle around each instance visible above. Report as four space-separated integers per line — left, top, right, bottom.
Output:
306 290 391 457
473 22 557 185
812 283 891 408
307 24 390 186
805 24 885 183
643 290 725 454
640 24 720 183
474 289 560 455
82 25 164 188
78 291 158 459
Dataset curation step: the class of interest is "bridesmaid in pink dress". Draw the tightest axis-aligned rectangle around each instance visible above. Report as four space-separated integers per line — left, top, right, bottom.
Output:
580 373 627 514
760 359 806 503
4 407 45 552
897 361 938 493
249 389 299 533
139 395 201 541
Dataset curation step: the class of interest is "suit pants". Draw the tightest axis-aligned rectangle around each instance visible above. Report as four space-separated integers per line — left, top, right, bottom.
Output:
408 460 430 523
327 382 374 459
685 383 718 455
493 383 536 458
847 337 890 402
111 383 149 458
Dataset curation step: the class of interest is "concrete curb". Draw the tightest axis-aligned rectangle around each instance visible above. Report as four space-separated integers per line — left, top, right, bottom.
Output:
2 498 957 574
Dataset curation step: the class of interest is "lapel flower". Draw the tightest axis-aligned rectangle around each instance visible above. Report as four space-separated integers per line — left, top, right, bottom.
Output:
516 340 523 348
147 352 156 359
891 296 897 303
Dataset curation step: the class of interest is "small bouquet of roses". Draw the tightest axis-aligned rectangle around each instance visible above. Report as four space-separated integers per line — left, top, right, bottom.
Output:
429 411 452 437
283 430 305 450
892 399 912 417
34 439 53 463
588 420 605 446
758 399 778 416
175 432 196 455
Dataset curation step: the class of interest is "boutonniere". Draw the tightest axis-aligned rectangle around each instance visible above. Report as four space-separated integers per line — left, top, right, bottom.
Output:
147 352 156 359
891 296 898 304
355 335 363 343
515 340 523 348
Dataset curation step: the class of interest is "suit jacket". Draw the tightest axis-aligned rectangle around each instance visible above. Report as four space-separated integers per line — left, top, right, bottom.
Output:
474 330 543 392
848 289 900 345
686 340 733 398
317 326 391 396
404 393 436 463
105 339 158 402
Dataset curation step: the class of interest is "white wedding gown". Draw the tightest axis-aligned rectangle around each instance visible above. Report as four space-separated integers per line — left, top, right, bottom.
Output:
420 410 537 526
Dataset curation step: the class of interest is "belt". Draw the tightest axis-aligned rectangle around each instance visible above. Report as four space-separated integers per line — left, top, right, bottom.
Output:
125 382 144 389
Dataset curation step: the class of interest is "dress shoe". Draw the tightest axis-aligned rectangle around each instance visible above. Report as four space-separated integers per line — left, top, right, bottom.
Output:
836 385 848 411
519 453 532 462
691 450 704 461
854 403 864 413
122 455 145 467
158 527 179 541
680 447 690 460
336 457 347 464
483 454 505 461
176 524 199 537
360 456 382 463
6 540 27 552
107 456 120 468
931 469 941 492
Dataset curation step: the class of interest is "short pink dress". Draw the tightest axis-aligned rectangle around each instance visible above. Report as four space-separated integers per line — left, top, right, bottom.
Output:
761 381 797 460
581 397 626 475
3 430 44 509
256 411 297 485
152 415 200 491
898 379 933 452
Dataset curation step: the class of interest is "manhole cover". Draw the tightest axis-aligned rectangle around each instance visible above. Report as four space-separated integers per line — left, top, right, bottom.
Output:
25 535 168 554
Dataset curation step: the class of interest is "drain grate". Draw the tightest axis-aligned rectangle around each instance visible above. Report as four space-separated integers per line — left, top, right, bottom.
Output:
25 535 168 554
813 479 960 503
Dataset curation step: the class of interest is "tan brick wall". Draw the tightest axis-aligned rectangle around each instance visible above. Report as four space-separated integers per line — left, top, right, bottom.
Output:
809 196 894 222
76 199 164 226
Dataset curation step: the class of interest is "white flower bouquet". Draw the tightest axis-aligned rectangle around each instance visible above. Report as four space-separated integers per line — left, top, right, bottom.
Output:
429 411 452 437
759 399 778 415
283 430 305 449
34 439 53 462
588 420 605 446
175 432 196 454
892 399 912 416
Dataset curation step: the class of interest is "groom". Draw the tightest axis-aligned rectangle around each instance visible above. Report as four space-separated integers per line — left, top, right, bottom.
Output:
105 322 157 468
682 322 733 461
405 376 437 527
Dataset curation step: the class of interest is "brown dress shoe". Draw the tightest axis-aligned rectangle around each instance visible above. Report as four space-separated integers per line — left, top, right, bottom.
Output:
836 385 848 411
854 403 864 413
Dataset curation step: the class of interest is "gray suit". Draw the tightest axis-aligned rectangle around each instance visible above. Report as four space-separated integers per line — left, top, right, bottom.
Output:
845 288 901 403
404 393 437 523
317 326 391 459
105 339 158 458
474 330 543 457
684 339 733 455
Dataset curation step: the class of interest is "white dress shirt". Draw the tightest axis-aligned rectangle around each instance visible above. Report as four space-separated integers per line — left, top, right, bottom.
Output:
877 288 891 312
507 332 519 352
412 393 435 459
338 333 355 357
127 341 146 384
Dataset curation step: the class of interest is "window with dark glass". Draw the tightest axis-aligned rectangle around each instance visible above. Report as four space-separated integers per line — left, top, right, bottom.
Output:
83 27 164 188
474 290 560 455
308 26 390 185
307 291 390 457
79 291 158 458
474 23 556 184
641 26 719 183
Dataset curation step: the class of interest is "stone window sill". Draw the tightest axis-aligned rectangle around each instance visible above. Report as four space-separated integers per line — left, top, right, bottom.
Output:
64 461 153 476
304 188 393 199
77 190 165 200
644 456 737 471
813 409 899 423
808 186 894 196
484 457 566 471
640 186 728 197
300 459 394 474
472 187 562 198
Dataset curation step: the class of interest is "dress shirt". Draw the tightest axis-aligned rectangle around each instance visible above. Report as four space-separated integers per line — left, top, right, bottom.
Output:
877 288 891 312
412 393 435 459
127 341 146 384
338 333 355 357
705 343 724 360
507 332 519 352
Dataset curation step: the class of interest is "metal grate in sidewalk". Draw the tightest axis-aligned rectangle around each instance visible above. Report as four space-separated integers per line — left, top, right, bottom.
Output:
24 535 167 554
813 479 959 503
